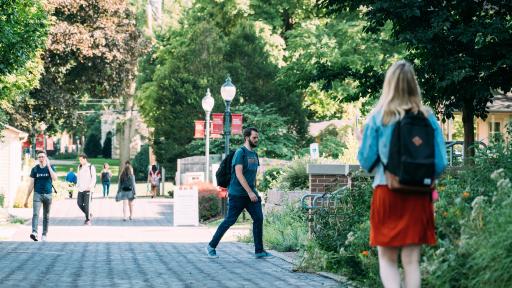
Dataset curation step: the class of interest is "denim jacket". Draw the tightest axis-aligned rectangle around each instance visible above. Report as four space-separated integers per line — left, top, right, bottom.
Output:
357 110 448 188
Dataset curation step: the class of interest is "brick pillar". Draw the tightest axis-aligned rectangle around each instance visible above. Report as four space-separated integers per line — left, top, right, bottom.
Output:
307 164 360 193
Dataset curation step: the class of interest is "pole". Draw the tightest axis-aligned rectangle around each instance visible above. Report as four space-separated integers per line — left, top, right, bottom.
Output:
222 100 231 216
205 111 211 182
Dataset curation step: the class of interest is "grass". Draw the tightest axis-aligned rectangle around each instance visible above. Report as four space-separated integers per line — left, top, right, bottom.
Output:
9 217 25 224
49 157 121 183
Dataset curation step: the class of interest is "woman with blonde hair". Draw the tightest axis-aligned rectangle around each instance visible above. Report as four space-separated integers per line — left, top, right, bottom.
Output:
357 60 447 288
115 161 136 221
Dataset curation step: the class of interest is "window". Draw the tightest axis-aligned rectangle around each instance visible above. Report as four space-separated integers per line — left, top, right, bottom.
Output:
488 122 502 140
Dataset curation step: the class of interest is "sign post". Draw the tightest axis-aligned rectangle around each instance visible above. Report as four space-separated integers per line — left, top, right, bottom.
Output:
173 186 199 226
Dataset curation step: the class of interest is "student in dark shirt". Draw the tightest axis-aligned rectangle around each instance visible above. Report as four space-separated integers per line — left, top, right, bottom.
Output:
207 127 272 259
24 152 58 242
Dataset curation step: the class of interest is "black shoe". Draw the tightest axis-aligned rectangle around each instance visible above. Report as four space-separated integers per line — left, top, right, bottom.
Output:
30 232 38 242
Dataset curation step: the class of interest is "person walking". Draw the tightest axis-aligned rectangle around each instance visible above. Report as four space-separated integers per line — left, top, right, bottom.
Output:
357 60 447 288
115 161 136 221
65 167 77 198
76 154 96 225
206 127 271 259
100 163 113 198
147 164 161 198
24 152 58 242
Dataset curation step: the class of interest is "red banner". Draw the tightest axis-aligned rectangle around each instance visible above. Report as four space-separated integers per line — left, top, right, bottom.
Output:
194 120 205 138
46 137 54 151
231 113 243 135
35 134 45 151
22 139 31 149
212 113 224 135
210 122 222 138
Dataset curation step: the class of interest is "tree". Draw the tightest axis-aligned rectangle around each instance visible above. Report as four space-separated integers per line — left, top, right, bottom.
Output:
102 131 113 159
132 144 149 181
320 0 512 159
185 104 298 159
0 0 48 77
18 0 147 136
137 2 306 175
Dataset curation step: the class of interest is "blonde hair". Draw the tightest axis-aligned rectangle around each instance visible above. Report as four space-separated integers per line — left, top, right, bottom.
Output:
374 60 429 125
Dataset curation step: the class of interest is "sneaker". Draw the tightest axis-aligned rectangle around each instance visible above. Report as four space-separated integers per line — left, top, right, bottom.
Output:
255 251 273 259
30 232 38 242
41 235 47 242
206 245 218 258
84 220 91 225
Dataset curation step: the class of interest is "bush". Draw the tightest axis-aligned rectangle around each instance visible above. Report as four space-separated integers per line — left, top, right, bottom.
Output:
102 131 113 159
264 204 308 252
257 167 283 193
84 133 102 158
195 182 221 221
132 144 149 181
273 158 309 191
0 194 4 207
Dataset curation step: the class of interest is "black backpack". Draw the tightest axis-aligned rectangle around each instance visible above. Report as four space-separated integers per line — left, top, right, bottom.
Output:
385 111 435 193
216 150 237 188
120 176 133 191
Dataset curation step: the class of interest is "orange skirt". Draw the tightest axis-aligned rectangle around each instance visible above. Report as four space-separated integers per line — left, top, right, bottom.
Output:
370 185 436 247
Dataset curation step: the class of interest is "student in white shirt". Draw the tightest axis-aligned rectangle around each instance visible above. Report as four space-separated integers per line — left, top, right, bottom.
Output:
76 154 96 225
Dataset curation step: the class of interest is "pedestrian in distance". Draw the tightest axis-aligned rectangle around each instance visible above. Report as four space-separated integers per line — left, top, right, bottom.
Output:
76 154 96 225
116 161 136 221
148 164 161 198
101 163 113 198
24 152 58 242
65 167 77 198
206 127 272 259
357 60 447 288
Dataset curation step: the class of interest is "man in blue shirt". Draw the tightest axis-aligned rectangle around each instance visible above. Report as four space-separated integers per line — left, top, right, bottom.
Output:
65 167 77 198
24 152 58 242
207 127 271 259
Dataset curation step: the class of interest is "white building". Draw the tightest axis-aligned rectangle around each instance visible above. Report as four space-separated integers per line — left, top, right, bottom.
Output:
0 125 28 208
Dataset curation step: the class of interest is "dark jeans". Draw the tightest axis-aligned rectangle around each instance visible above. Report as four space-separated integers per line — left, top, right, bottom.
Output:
32 193 52 235
102 182 110 197
77 191 91 221
209 195 264 253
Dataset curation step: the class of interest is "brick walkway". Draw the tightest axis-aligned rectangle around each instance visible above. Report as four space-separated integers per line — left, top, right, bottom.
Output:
1 196 342 287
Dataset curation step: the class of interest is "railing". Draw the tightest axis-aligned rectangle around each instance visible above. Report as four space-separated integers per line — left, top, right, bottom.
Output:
445 141 487 166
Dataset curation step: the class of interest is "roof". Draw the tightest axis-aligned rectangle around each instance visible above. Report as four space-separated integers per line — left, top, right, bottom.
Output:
487 93 512 112
2 124 28 137
308 119 352 137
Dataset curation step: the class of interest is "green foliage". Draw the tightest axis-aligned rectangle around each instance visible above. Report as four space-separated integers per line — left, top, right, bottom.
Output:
199 194 221 222
132 144 149 182
323 0 512 154
137 2 306 174
273 158 309 191
317 127 346 159
102 132 113 159
264 204 308 252
0 0 49 77
257 167 283 193
16 0 148 134
0 194 3 207
84 133 102 158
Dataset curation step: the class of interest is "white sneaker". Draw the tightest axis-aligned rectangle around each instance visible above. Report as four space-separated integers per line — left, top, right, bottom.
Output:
41 235 47 242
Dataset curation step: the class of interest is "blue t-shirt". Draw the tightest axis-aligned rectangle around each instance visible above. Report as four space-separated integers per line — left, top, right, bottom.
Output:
30 165 53 194
228 146 259 196
65 171 77 184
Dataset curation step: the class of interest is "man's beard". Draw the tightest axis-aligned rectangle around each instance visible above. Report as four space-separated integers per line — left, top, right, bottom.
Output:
249 140 258 148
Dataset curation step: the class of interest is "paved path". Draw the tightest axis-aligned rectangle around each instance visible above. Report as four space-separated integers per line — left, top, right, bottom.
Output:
0 196 341 287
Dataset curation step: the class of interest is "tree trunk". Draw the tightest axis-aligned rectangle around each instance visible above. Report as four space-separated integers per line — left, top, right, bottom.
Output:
462 99 475 165
119 81 136 166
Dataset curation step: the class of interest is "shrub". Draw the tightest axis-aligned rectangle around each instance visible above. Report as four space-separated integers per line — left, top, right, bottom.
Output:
102 131 113 159
132 144 149 181
0 194 4 207
263 204 308 252
84 132 102 158
258 167 283 193
273 158 309 191
195 182 221 221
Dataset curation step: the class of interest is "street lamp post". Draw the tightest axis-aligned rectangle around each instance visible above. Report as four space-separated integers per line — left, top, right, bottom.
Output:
220 76 236 216
202 88 215 183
